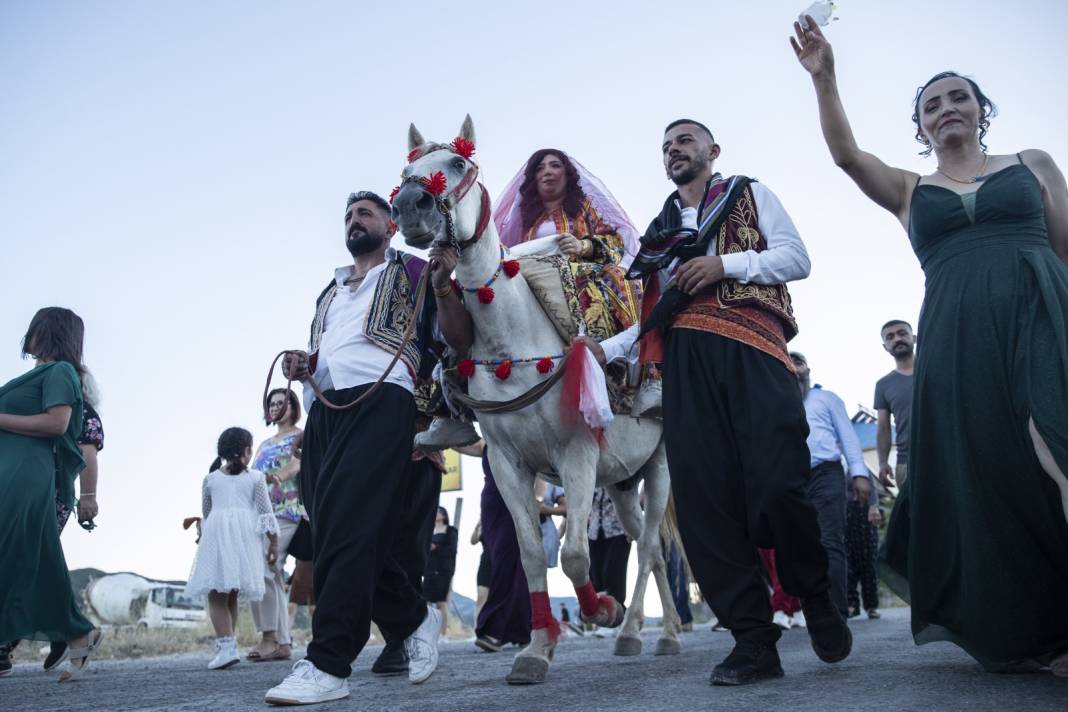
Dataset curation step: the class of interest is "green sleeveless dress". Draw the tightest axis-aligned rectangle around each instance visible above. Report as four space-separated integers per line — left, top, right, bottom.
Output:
0 362 94 642
882 163 1068 671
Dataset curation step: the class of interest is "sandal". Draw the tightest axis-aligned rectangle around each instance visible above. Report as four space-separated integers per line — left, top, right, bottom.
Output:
58 629 103 683
248 641 279 662
267 644 292 661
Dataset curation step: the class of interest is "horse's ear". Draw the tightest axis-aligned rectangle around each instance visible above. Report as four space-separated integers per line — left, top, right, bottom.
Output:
459 114 475 144
408 123 426 152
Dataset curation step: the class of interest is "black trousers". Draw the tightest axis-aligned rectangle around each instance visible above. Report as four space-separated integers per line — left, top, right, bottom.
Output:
589 534 631 606
300 383 425 679
846 499 880 612
807 461 849 617
663 329 830 647
375 456 439 643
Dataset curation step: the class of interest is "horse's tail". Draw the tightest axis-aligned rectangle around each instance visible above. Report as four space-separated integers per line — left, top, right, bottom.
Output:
659 490 692 588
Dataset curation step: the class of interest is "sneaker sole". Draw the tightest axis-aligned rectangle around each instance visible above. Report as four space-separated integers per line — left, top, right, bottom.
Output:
371 668 408 677
711 667 785 686
0 668 12 678
265 688 350 706
475 639 503 653
209 658 240 671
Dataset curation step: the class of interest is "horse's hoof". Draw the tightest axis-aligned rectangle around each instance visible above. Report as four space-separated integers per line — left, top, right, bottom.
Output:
580 594 626 629
614 636 642 657
506 657 550 685
654 637 682 656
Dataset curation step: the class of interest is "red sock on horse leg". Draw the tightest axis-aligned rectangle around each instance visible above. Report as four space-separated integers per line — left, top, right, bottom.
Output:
576 581 600 617
530 591 561 641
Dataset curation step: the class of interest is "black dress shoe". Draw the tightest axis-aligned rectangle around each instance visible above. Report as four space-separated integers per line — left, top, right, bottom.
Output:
710 640 784 686
801 591 853 663
371 639 409 676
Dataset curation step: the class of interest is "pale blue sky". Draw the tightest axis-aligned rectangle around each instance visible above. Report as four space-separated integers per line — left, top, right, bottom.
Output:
4 1 1067 612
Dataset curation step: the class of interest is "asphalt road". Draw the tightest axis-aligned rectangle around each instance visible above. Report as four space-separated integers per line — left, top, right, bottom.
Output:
7 609 1065 711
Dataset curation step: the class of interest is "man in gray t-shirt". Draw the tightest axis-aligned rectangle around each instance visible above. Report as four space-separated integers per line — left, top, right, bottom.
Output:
874 320 915 488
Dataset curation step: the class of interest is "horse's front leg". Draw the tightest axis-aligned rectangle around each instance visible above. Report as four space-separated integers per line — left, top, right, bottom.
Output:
486 448 554 685
556 441 610 627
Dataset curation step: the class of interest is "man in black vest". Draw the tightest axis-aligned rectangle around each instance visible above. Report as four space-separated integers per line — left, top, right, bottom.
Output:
265 192 442 706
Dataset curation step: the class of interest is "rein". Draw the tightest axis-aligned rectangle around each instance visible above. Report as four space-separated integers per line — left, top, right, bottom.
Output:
263 268 430 413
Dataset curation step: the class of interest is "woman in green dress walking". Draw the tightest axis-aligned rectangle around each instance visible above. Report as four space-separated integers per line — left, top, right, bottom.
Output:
0 308 103 681
792 16 1068 675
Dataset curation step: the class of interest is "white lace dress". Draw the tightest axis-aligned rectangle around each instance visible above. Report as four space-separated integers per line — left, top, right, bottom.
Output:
184 469 279 601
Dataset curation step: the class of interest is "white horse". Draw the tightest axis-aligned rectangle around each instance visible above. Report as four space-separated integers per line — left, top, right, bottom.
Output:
391 116 681 685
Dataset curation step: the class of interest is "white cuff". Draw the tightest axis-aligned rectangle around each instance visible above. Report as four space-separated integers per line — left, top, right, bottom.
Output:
719 252 749 282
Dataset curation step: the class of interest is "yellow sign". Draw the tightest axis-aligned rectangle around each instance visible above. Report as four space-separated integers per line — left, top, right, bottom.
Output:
441 449 462 492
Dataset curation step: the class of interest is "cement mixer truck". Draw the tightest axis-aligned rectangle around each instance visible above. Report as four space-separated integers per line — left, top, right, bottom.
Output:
83 573 205 629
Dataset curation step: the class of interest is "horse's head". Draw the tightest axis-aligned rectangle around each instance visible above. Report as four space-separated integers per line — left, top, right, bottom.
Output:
391 115 488 251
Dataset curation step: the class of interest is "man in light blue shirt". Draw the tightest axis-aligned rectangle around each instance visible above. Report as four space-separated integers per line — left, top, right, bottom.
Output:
790 352 872 618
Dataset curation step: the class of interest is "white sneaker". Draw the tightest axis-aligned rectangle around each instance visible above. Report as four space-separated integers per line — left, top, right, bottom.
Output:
791 610 807 628
264 659 350 705
773 610 793 630
405 606 441 684
207 637 239 670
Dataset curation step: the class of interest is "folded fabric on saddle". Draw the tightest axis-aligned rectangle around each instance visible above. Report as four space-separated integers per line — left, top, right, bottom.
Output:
515 252 640 416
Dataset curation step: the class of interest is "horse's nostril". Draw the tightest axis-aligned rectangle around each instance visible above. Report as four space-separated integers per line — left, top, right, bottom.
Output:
417 192 433 210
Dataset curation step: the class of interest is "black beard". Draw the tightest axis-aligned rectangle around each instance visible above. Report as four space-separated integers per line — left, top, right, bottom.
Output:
669 155 709 186
891 343 914 359
346 231 385 257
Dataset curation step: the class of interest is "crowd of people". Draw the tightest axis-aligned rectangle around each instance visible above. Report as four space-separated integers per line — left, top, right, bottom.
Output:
1 12 1066 705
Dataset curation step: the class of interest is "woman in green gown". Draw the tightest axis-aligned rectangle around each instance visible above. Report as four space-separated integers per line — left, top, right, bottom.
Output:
0 308 103 681
792 18 1068 674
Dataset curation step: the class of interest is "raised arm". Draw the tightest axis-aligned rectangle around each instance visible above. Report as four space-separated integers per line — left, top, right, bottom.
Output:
792 17 918 224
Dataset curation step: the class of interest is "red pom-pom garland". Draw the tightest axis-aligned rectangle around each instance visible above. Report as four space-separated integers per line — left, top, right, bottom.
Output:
389 186 400 204
450 136 476 160
495 360 513 380
421 171 448 196
407 148 422 163
476 286 495 304
502 260 520 278
456 353 563 380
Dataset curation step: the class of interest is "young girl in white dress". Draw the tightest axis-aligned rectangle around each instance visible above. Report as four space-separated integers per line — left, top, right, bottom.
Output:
185 427 279 670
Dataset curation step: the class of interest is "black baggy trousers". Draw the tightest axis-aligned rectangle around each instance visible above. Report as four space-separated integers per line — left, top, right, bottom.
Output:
299 383 428 678
663 329 830 647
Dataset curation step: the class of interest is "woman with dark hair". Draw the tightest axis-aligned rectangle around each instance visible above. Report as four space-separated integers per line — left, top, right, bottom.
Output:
423 506 458 635
0 307 103 682
793 17 1068 674
248 388 305 662
495 149 642 343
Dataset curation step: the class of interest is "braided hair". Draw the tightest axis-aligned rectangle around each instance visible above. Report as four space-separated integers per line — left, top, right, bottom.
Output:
213 427 253 474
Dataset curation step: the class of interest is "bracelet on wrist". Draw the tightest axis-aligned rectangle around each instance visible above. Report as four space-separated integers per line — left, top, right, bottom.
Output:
433 284 454 298
80 492 96 497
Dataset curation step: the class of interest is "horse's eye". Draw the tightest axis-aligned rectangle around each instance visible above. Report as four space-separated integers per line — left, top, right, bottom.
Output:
452 157 466 171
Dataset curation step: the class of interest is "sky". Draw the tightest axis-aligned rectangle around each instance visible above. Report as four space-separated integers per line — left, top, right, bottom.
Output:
3 0 1067 617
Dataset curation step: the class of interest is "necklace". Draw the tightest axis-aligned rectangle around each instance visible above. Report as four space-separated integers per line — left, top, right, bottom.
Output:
936 153 990 184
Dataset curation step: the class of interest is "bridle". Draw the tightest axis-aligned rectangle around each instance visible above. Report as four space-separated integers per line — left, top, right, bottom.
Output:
395 141 492 255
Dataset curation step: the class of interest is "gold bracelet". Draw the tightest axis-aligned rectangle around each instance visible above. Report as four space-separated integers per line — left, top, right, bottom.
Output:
433 284 454 298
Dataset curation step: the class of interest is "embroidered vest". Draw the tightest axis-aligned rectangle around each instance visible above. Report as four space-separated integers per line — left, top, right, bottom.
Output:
662 184 798 371
308 252 432 382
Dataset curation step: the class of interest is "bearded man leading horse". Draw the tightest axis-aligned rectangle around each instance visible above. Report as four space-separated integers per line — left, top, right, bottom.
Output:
391 116 682 685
